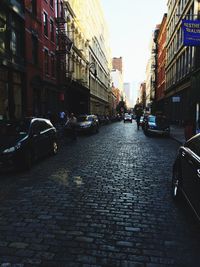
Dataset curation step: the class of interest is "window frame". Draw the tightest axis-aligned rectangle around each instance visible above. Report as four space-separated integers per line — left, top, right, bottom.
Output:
44 48 49 75
43 11 48 37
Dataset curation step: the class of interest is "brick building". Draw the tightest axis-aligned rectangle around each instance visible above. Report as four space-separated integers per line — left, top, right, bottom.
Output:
112 57 123 73
156 13 167 113
25 0 63 117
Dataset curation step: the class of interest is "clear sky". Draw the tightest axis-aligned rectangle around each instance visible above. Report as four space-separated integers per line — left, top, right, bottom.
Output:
101 0 167 104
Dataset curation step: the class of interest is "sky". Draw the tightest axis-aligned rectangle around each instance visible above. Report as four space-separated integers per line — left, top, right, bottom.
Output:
101 0 167 105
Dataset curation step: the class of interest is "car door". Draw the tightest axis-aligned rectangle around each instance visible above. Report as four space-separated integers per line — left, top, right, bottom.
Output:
182 137 200 218
30 120 46 158
38 120 53 156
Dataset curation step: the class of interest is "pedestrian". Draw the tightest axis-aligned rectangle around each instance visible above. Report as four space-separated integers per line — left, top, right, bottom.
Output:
135 106 143 130
59 111 66 126
68 113 77 140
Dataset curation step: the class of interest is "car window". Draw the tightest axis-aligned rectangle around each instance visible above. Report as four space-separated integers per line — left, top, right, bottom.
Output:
77 116 87 122
88 116 94 122
39 120 52 132
31 121 41 135
148 116 155 123
186 135 200 157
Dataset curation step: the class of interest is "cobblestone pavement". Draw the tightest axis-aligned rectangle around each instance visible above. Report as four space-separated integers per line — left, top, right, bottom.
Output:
0 121 200 267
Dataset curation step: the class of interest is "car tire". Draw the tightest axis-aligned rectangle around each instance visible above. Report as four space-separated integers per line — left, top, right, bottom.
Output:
52 140 58 155
172 167 182 201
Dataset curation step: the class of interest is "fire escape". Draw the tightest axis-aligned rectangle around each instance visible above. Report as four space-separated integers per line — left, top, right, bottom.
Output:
56 5 73 87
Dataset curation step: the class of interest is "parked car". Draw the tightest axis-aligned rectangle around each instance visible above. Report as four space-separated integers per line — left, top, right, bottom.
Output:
76 115 99 134
124 114 132 123
139 116 145 128
172 133 200 221
0 117 58 171
143 115 170 136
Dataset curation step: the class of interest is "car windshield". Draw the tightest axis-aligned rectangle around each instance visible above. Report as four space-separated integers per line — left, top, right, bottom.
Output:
77 116 88 122
87 117 94 122
77 116 94 122
0 120 30 136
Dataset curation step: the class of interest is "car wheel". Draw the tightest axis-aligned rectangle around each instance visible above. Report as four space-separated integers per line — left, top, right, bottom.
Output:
172 167 182 201
52 140 58 155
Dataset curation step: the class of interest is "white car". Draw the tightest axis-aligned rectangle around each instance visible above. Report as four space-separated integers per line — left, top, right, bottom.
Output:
124 114 132 123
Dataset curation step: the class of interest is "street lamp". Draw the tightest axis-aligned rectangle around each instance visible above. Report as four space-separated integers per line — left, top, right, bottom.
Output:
88 62 97 113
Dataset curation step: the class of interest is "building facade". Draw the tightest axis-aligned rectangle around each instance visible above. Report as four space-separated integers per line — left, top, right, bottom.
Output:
112 57 123 73
156 14 167 113
165 0 200 126
25 0 64 117
139 82 146 109
145 25 160 113
64 0 112 116
0 0 25 120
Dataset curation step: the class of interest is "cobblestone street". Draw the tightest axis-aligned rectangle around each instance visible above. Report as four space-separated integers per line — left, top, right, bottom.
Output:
0 121 200 267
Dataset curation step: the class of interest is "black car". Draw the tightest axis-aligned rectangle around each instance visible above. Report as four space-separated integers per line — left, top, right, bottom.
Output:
0 117 58 171
172 133 200 220
143 115 170 136
76 115 99 134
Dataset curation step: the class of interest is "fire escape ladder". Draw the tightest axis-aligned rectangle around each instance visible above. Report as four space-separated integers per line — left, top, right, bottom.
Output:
56 16 73 83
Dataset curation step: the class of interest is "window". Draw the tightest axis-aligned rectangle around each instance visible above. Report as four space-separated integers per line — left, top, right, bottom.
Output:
11 30 17 55
32 35 38 65
43 12 48 37
31 0 37 17
44 49 49 74
50 0 53 8
0 10 6 51
60 2 64 18
51 54 55 77
50 19 54 42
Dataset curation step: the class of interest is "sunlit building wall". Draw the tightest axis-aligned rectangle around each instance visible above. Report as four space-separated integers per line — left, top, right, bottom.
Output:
156 14 167 113
145 58 152 111
65 0 112 115
139 82 146 109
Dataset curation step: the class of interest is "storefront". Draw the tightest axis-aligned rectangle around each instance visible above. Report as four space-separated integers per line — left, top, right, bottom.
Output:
0 67 24 120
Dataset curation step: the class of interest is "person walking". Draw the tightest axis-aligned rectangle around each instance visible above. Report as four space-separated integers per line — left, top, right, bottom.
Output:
135 106 143 130
59 111 66 126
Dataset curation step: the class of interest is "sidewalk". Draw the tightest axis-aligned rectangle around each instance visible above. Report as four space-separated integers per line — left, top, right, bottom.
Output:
170 125 185 145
